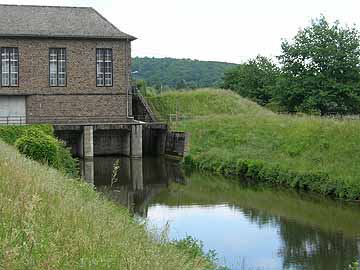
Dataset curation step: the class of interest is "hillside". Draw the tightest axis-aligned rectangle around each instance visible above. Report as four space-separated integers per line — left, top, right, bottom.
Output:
132 57 236 88
147 89 360 200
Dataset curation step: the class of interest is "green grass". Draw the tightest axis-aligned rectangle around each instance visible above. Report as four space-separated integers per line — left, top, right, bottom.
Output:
0 141 212 270
148 88 360 200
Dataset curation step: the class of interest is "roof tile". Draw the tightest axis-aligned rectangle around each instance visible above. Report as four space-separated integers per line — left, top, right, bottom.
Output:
0 4 136 40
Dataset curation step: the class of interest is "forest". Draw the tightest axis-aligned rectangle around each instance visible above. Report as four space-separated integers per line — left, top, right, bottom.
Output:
132 57 236 89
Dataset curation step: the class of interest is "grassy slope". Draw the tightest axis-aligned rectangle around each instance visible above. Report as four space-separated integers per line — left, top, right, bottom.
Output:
0 141 210 270
148 89 360 199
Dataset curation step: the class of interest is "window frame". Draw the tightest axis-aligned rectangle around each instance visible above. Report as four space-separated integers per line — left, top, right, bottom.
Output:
96 48 113 87
0 47 19 87
49 48 67 87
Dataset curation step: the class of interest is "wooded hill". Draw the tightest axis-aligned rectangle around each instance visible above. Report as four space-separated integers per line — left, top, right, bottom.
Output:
132 57 236 89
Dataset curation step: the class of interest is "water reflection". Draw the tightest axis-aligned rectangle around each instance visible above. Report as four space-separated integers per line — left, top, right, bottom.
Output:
81 157 360 270
81 156 186 217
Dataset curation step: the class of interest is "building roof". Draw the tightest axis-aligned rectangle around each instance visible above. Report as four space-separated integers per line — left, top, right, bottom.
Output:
0 4 136 40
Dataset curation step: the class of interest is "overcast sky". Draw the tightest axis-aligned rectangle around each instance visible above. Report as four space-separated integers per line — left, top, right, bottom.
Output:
1 0 360 63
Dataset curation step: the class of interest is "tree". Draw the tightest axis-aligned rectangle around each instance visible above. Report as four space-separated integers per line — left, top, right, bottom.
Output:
276 16 360 115
223 55 279 105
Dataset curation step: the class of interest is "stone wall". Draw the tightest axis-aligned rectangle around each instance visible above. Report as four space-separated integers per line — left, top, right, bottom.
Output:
26 94 128 123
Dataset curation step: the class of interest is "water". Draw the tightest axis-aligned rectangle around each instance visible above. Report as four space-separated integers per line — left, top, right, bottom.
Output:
81 156 360 270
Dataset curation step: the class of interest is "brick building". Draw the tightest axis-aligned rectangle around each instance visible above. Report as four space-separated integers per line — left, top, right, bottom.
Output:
0 4 136 124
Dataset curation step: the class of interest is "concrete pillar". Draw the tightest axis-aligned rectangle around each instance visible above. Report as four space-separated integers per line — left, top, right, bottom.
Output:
183 132 190 157
120 131 131 157
83 158 94 186
83 126 94 158
131 125 143 158
156 130 167 155
131 158 143 191
80 158 94 186
78 130 84 158
122 157 132 182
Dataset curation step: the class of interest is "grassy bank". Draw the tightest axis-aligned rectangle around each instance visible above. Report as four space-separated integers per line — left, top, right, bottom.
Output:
0 141 213 270
148 89 360 200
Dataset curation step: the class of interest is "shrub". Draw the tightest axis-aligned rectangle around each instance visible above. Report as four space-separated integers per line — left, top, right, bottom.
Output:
54 140 78 177
15 129 59 166
7 127 78 177
348 261 359 270
0 124 53 145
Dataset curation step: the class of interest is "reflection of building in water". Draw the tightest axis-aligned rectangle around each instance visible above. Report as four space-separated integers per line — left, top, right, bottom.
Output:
81 156 186 217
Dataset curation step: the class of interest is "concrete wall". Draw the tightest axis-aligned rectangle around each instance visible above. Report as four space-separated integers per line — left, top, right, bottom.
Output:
93 129 130 156
55 125 142 158
165 131 190 158
54 129 83 156
142 126 167 156
0 38 133 124
55 125 189 159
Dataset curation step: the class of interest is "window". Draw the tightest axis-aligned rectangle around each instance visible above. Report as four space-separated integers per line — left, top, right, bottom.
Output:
1 47 19 87
49 48 66 87
96 48 113 86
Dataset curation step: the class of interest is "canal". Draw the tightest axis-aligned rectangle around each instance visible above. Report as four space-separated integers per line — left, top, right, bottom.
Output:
81 156 360 270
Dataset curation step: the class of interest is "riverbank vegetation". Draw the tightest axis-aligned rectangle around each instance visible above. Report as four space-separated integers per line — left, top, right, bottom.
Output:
148 89 360 200
0 141 215 269
0 125 77 177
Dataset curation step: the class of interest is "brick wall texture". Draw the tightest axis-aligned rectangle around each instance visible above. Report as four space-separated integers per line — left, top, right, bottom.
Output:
0 38 133 124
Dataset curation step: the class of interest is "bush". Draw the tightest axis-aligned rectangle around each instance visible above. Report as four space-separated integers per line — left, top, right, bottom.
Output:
1 126 79 177
0 124 53 145
15 129 59 167
54 140 78 177
348 262 360 270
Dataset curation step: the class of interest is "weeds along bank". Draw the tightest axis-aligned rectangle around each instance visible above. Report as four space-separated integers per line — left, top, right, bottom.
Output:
0 140 214 270
148 89 360 200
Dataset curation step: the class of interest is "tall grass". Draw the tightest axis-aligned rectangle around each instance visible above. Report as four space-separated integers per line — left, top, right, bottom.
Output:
148 88 360 200
0 141 212 270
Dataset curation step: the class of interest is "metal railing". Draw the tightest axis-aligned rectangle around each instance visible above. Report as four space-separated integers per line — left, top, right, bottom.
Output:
0 116 26 125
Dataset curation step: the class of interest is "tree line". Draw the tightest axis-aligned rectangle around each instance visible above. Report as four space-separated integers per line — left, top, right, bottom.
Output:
223 16 360 115
132 57 236 90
